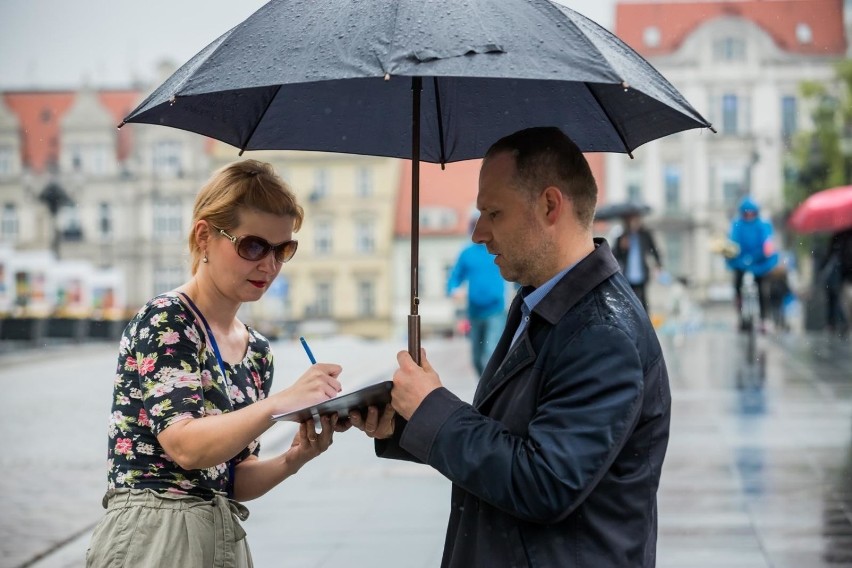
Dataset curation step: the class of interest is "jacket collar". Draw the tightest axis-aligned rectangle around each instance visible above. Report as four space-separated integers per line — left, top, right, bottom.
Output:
473 238 619 408
531 238 620 325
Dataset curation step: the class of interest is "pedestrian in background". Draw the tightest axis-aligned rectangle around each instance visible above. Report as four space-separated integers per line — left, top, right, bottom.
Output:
350 127 671 567
446 211 508 377
820 241 848 337
87 160 343 567
824 228 852 337
765 252 794 332
613 212 663 312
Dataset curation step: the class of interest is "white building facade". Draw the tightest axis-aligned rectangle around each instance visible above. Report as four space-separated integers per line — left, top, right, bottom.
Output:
607 0 847 307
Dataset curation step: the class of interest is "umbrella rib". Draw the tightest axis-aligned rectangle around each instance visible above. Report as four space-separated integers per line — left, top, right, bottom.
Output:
238 85 283 155
585 83 634 159
432 77 447 168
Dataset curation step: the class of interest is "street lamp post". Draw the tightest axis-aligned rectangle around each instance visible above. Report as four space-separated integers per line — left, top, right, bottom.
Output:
38 181 73 260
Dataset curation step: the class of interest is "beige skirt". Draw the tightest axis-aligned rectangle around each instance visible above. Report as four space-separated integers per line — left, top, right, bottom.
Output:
86 489 252 568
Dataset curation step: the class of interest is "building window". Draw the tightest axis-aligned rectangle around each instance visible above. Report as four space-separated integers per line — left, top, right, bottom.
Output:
715 163 748 208
0 146 15 176
314 218 333 254
643 26 661 48
420 206 458 231
269 275 292 313
781 96 797 142
356 167 373 198
70 146 82 171
711 93 750 136
152 141 183 177
312 168 329 200
98 202 112 240
625 164 643 202
722 181 743 207
664 164 681 211
722 94 739 135
662 232 683 278
154 266 184 295
357 280 375 317
69 143 109 175
153 197 183 240
795 23 813 44
59 205 83 241
1 203 18 242
355 219 375 253
713 37 746 62
314 281 332 317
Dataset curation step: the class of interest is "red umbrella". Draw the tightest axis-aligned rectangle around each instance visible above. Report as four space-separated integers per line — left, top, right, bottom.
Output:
788 185 852 233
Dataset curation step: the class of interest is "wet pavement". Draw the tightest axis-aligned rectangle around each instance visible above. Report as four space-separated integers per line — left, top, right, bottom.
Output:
659 326 852 568
2 309 851 567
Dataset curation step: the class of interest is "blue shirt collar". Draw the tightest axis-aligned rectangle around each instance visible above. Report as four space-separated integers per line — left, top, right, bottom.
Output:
520 261 578 314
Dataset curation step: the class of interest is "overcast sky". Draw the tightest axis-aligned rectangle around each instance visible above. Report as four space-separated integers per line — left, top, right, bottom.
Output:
0 0 616 90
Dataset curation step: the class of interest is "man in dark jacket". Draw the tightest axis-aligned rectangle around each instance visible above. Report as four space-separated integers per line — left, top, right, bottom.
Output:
613 213 663 312
349 127 671 567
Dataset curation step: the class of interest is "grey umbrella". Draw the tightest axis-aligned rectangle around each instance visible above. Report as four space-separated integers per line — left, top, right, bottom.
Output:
594 201 653 221
121 0 713 359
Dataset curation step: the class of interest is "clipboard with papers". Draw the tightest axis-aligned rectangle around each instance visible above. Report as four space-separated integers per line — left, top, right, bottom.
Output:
270 380 393 423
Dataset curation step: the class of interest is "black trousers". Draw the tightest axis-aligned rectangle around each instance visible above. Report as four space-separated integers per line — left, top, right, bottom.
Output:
733 270 767 321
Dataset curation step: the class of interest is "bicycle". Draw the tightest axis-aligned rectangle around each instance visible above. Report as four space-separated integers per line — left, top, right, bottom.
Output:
709 236 762 336
736 270 765 393
739 271 760 334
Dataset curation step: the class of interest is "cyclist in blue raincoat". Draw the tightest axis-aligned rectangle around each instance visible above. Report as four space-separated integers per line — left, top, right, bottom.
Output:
726 196 778 330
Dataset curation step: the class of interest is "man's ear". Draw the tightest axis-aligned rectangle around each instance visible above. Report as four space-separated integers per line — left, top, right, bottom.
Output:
541 186 564 223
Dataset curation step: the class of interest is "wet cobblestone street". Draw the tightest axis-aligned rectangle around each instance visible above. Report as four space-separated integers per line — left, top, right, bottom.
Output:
2 315 851 567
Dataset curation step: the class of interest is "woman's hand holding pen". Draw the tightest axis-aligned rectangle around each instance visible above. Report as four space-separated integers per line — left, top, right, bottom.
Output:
273 363 343 416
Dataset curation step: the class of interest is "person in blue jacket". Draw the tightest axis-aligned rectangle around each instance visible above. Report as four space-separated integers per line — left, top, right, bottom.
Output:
447 213 508 377
726 196 778 330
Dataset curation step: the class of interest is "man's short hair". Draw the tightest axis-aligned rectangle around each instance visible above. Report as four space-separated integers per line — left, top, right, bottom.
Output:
484 127 598 226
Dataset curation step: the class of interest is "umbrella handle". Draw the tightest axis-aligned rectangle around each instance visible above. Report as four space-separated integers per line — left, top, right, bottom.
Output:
407 314 421 365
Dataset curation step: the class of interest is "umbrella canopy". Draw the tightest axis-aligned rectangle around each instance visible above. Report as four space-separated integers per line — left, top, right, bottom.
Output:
594 201 652 221
788 185 852 234
123 0 710 160
121 0 713 358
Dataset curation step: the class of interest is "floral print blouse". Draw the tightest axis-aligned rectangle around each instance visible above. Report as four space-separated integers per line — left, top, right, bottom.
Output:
107 293 273 497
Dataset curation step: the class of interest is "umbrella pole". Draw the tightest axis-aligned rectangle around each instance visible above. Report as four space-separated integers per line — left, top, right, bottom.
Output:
408 77 422 365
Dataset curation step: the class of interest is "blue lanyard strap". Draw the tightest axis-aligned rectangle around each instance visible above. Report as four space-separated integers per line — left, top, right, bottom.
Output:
177 291 228 381
175 291 236 498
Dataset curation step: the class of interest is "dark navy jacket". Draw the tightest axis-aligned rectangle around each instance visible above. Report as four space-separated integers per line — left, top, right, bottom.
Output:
378 239 671 567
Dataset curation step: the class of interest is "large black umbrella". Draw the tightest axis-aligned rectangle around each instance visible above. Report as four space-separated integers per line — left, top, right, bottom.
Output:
121 0 713 359
594 201 652 222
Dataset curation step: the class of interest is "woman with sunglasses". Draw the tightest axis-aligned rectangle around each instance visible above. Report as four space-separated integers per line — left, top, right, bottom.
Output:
87 159 343 568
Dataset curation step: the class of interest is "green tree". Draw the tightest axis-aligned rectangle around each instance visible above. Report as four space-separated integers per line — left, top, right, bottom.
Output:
784 61 852 332
785 59 852 209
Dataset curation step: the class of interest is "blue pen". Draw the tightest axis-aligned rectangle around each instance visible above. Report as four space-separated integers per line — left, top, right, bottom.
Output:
299 336 323 431
299 336 317 364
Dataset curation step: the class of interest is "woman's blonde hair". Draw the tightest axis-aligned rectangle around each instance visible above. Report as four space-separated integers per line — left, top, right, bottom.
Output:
189 159 304 274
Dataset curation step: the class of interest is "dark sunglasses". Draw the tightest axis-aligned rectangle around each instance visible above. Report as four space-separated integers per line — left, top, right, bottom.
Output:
215 227 298 263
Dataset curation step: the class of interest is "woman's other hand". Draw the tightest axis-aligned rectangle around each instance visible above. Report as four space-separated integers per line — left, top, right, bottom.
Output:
285 414 337 472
